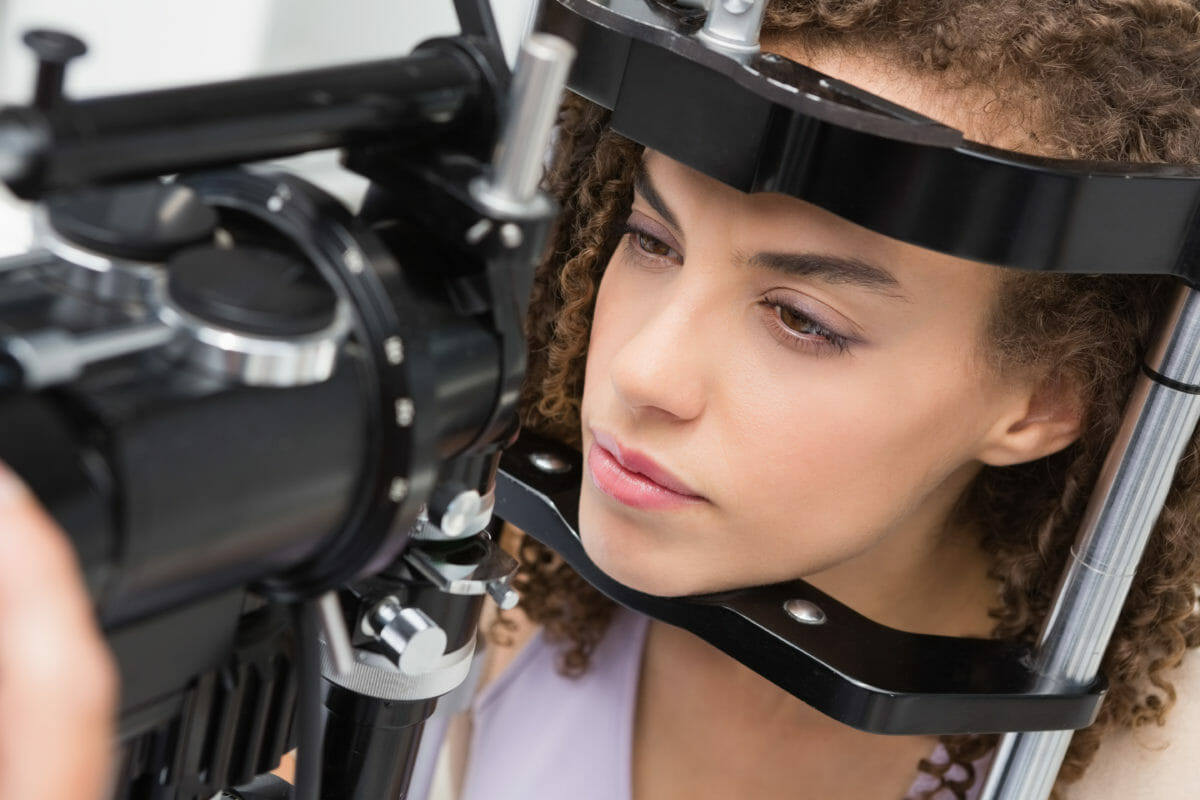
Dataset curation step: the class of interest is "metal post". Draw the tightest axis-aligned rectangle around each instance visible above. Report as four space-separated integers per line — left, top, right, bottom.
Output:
980 283 1200 800
697 0 768 60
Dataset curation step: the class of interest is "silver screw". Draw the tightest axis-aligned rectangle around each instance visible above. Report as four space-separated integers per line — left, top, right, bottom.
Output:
266 184 292 212
487 580 520 611
395 397 415 427
439 489 482 538
465 218 492 244
499 223 523 249
388 477 409 502
783 599 826 625
384 336 404 365
344 247 365 274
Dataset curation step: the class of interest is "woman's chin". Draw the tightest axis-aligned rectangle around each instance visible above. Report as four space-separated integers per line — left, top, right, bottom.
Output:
578 523 729 598
576 487 749 597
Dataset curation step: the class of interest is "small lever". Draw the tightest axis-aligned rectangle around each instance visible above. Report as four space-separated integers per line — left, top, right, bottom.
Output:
22 29 87 110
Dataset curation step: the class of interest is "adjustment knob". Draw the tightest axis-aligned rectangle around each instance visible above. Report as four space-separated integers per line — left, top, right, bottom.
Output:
158 243 350 387
47 181 217 262
363 597 447 676
166 245 337 337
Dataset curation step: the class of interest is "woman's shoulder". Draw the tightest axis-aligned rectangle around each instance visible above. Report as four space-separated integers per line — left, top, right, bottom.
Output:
1065 652 1200 799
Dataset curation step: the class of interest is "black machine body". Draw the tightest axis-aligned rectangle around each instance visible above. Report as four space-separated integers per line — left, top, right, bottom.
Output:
1 4 567 797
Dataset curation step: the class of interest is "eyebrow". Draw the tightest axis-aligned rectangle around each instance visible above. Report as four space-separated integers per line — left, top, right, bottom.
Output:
747 252 904 296
633 161 680 230
634 158 904 297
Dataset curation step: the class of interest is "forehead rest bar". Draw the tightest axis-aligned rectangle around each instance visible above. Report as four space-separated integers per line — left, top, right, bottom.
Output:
540 0 1200 284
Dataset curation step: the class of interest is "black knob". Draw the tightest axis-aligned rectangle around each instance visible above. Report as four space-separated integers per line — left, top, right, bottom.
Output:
22 29 87 110
167 245 339 337
47 181 218 262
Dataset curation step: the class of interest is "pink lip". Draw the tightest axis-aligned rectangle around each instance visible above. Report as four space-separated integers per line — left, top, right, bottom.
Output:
587 430 705 511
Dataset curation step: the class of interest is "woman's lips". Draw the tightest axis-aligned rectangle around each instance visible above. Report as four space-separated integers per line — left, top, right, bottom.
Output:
587 432 705 511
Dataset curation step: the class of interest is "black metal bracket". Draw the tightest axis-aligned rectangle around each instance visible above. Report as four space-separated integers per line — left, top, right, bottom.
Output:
538 0 1200 283
495 431 1105 736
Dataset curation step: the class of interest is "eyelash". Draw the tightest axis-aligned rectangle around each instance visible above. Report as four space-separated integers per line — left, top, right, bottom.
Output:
620 222 851 354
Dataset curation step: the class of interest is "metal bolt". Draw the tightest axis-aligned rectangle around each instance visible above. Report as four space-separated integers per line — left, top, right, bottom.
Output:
395 397 415 427
529 451 572 474
499 223 523 249
487 580 520 611
439 489 482 538
343 246 365 274
723 0 755 13
266 184 292 212
388 477 409 502
783 598 826 625
384 336 404 365
465 218 492 244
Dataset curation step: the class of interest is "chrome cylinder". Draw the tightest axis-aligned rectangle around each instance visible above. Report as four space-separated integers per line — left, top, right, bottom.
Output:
981 284 1200 800
697 0 768 59
474 33 575 214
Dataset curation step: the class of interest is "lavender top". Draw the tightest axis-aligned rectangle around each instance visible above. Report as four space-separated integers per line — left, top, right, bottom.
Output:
459 610 985 800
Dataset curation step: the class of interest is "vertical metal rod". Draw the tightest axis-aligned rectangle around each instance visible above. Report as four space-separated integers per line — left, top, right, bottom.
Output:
479 32 576 209
981 283 1200 800
316 590 355 678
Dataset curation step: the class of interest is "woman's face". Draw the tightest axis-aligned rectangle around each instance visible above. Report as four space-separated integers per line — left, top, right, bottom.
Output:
577 150 1049 605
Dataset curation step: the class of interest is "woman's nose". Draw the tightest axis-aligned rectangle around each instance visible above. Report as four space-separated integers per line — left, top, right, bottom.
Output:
606 291 709 422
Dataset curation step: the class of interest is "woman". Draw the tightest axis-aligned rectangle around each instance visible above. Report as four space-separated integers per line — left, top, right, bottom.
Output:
3 1 1199 798
454 1 1200 798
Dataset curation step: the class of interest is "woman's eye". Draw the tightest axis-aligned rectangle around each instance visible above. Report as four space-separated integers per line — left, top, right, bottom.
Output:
635 231 672 257
768 302 850 352
624 226 681 263
778 305 824 336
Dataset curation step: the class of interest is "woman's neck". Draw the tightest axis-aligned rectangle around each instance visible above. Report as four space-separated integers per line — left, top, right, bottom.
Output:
632 510 997 780
631 483 998 799
635 618 945 800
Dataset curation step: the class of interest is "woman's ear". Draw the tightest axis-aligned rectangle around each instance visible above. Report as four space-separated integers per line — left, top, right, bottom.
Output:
977 375 1084 467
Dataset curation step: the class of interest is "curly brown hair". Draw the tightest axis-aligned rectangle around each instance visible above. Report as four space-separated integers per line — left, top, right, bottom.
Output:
507 1 1200 798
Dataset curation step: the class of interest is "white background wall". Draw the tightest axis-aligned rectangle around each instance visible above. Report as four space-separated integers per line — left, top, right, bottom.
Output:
0 0 536 255
0 0 536 99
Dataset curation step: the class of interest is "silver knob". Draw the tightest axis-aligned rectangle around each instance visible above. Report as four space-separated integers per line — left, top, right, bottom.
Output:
697 0 767 59
363 597 447 675
439 489 485 539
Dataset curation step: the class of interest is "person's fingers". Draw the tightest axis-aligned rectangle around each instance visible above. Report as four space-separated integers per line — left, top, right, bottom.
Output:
273 749 297 783
0 462 117 800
